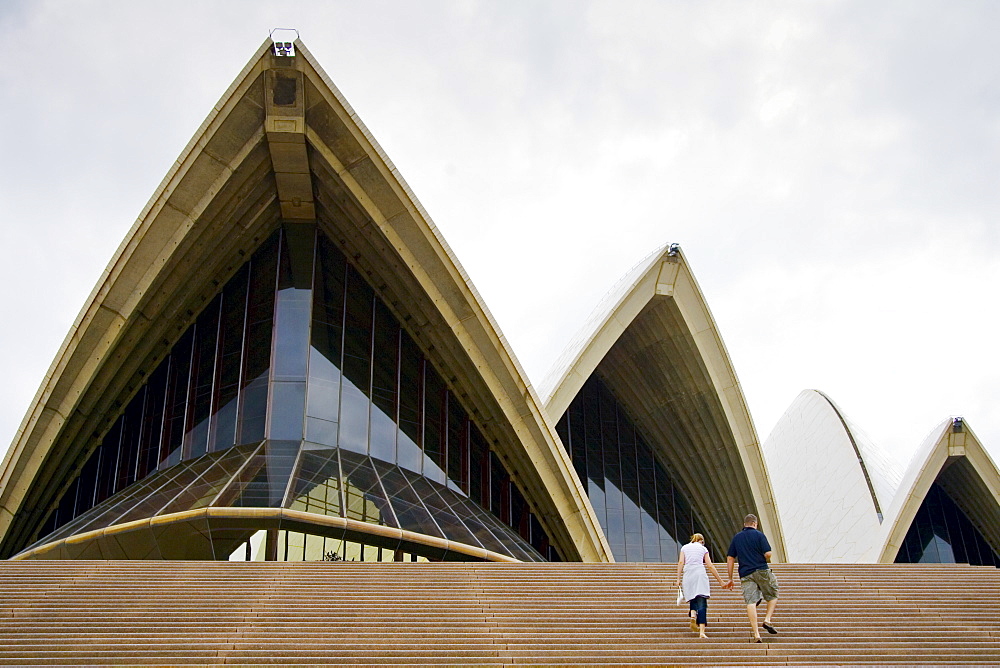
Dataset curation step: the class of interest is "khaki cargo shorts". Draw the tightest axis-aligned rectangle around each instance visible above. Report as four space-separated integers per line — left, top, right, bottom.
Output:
740 568 779 605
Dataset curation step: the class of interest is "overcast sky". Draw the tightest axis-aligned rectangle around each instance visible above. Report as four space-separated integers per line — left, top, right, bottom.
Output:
2 1 998 475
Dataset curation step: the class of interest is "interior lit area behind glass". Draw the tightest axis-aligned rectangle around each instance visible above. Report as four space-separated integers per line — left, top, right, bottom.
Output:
228 530 429 563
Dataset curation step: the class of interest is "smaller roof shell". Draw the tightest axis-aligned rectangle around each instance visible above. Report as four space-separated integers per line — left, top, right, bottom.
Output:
763 390 901 562
877 418 1000 563
541 245 786 558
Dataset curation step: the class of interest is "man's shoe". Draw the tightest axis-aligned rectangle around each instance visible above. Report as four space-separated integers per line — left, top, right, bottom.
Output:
762 621 778 634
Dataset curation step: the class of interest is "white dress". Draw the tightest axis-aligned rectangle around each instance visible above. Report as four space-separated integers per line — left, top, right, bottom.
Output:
680 541 711 601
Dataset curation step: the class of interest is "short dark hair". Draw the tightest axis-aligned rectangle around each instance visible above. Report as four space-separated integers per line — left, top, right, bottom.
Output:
743 514 758 526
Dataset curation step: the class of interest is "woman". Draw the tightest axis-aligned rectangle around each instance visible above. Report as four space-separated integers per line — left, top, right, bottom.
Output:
676 533 727 638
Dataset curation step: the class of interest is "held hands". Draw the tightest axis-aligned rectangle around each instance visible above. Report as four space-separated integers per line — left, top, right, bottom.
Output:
722 579 735 590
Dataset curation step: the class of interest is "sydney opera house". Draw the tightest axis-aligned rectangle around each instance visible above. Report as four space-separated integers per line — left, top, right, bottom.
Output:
1 38 998 569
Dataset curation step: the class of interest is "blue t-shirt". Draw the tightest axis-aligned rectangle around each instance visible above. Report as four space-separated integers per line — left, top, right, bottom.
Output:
727 526 772 578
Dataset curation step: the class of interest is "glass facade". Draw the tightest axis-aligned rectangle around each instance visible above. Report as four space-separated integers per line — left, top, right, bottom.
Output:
555 374 702 562
28 442 543 561
34 224 558 561
895 482 1000 566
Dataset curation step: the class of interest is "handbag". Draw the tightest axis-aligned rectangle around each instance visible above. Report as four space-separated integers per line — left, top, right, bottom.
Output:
675 586 685 605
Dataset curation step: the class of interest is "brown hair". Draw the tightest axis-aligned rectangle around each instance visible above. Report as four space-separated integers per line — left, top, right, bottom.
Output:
689 532 704 543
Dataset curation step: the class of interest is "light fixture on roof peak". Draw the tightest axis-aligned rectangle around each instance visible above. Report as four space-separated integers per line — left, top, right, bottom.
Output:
270 28 299 57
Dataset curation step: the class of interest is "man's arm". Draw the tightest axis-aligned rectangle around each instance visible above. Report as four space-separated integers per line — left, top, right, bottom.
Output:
724 555 736 589
763 550 772 563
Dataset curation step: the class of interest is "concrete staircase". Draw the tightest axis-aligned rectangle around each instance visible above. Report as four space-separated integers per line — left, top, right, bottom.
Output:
1 561 999 665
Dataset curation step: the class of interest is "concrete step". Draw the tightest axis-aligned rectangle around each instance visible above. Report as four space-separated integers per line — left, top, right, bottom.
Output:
0 561 997 665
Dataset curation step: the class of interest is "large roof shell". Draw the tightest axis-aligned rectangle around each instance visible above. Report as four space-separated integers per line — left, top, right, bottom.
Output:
763 389 902 562
541 245 785 558
0 40 611 562
877 418 1000 563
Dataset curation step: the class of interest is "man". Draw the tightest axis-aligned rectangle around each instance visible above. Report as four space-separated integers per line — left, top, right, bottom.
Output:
724 513 779 643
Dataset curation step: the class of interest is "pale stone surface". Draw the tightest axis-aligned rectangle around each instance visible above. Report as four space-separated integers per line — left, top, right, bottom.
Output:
763 389 901 563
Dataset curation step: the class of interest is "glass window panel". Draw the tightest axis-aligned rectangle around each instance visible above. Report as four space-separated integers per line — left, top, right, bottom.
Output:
239 231 279 444
307 235 346 436
397 333 422 471
338 380 369 454
553 374 706 562
272 284 312 380
447 399 467 493
341 453 396 526
158 446 257 515
211 265 249 452
896 482 1000 566
423 369 445 478
114 390 144 492
269 381 306 441
369 301 398 464
160 330 194 468
468 429 487 507
137 365 168 479
341 265 372 398
288 450 343 516
185 297 221 460
95 441 119 505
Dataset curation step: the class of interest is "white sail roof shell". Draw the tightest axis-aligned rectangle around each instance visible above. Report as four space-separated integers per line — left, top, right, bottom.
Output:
763 390 901 562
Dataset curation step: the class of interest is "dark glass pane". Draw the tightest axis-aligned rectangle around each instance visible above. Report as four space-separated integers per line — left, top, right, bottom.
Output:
468 428 487 507
239 231 279 444
341 453 395 526
211 265 249 452
555 374 702 562
185 297 221 459
489 450 504 520
117 459 208 524
137 365 167 479
422 369 446 484
397 333 423 473
272 226 314 381
896 482 1000 566
95 437 120 504
158 446 254 515
216 440 296 508
288 449 343 516
269 381 306 441
340 265 372 454
74 448 101 517
115 392 144 491
446 397 466 493
306 235 346 445
160 330 193 468
370 301 398 464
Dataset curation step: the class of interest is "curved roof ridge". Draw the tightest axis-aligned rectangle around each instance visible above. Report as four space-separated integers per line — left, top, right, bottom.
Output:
812 390 902 515
876 417 1000 563
538 244 669 403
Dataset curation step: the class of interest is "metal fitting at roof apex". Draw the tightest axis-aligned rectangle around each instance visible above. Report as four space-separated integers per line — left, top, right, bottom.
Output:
270 28 299 57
